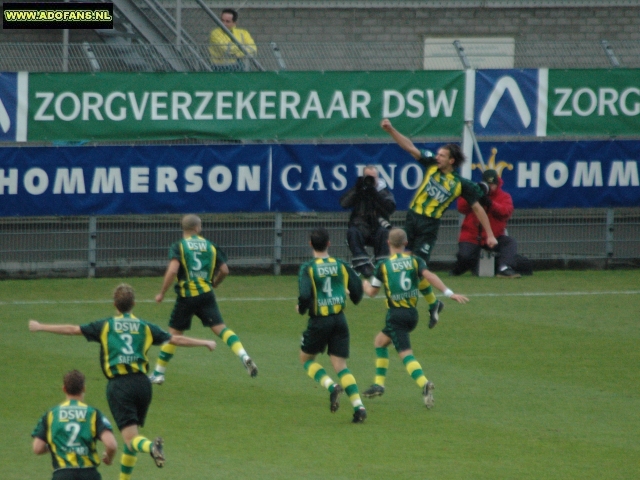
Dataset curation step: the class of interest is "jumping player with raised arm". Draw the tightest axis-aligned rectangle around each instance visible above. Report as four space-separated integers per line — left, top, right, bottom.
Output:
381 118 497 264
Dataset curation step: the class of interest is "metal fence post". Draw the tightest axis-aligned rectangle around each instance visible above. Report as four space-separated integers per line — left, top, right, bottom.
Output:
606 208 614 266
88 216 97 278
274 213 283 275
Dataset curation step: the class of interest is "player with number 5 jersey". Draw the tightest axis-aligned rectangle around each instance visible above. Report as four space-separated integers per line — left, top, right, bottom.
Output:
149 214 258 385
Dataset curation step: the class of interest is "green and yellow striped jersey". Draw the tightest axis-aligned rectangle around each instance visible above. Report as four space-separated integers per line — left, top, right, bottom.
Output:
31 399 113 471
169 235 228 297
80 313 171 379
409 154 483 218
297 257 363 317
371 253 428 309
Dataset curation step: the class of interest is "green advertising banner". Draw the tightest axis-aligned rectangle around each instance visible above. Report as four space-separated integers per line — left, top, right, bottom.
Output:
24 71 465 142
546 69 640 137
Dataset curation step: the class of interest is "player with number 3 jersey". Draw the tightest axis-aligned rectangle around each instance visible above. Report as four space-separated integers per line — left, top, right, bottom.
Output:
29 283 216 479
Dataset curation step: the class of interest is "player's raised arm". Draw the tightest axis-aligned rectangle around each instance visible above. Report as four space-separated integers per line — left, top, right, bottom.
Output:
28 320 82 335
381 118 422 160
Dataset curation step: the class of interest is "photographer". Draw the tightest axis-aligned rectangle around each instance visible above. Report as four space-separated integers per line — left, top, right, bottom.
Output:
450 169 522 278
340 165 396 278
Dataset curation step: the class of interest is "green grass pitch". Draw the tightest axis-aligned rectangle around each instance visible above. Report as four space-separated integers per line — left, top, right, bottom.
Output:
2 270 639 479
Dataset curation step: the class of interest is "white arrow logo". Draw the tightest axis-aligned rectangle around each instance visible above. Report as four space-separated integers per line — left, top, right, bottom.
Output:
0 98 10 134
479 76 531 129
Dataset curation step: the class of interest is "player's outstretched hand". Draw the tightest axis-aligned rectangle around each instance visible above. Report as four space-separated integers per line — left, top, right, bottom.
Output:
206 340 217 351
155 293 164 303
380 118 393 132
450 294 469 304
28 320 42 331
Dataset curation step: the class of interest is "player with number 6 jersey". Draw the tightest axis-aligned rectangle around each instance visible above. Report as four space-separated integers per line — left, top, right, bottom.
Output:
361 228 469 408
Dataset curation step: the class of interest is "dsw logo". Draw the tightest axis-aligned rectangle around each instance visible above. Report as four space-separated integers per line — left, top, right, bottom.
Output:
0 99 10 134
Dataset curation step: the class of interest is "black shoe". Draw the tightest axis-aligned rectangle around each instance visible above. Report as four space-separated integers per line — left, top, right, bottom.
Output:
329 384 343 413
150 437 165 468
354 262 374 278
362 384 385 398
429 300 444 329
497 267 521 278
352 406 367 423
243 356 258 378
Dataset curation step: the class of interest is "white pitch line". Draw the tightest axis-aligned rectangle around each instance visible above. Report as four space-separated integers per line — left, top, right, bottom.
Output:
2 290 639 306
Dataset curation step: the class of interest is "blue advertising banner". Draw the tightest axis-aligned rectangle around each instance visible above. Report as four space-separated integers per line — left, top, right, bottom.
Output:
0 140 637 217
468 140 640 208
474 69 542 137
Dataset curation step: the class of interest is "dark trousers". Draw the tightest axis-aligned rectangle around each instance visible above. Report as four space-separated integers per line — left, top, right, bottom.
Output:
346 225 390 262
451 235 518 275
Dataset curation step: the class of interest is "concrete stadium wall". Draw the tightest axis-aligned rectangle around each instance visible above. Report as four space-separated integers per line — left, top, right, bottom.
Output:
1 6 638 45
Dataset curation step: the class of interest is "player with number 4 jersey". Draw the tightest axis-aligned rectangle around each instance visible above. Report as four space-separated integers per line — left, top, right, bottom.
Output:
296 227 368 423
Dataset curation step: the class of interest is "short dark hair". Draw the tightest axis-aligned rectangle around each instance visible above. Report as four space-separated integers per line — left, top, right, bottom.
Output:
441 143 465 168
63 370 85 396
113 283 135 313
310 228 330 252
221 8 238 22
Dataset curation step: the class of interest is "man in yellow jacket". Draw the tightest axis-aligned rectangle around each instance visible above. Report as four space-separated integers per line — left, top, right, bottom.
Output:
209 8 257 71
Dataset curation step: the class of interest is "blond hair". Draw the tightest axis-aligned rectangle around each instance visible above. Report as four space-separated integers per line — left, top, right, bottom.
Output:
388 228 407 248
181 214 201 232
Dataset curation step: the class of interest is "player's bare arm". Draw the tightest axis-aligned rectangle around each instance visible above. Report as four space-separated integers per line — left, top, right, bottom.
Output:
28 321 82 335
470 202 498 248
100 430 118 466
421 270 469 304
155 258 180 302
381 118 422 160
362 279 380 298
169 335 217 351
212 262 229 288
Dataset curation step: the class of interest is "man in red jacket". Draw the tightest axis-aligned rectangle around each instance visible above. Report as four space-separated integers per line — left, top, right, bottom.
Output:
450 169 521 278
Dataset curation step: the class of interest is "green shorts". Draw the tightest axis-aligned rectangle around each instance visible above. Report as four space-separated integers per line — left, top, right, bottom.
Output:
52 468 101 480
301 312 350 359
169 291 223 331
382 307 419 353
106 373 152 431
404 210 441 265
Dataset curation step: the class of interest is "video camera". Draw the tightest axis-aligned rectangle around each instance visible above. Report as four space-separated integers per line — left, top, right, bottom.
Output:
356 174 377 193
